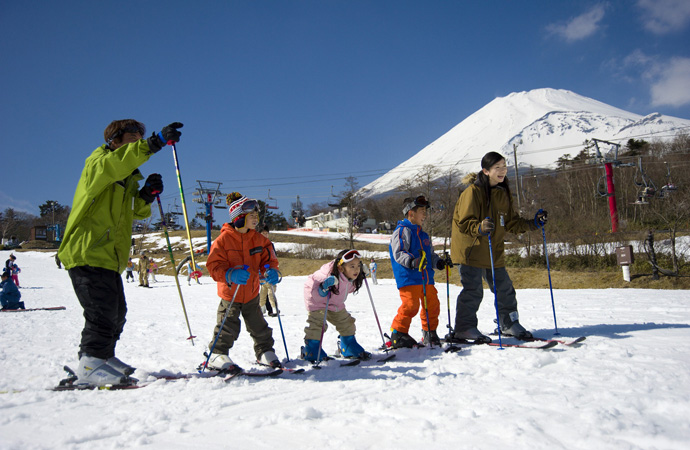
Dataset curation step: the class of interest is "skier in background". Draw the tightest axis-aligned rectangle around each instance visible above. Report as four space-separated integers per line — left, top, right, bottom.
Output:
57 119 182 387
149 259 158 282
5 254 20 287
259 225 278 316
138 252 150 287
369 258 378 285
448 151 547 343
125 258 135 283
10 261 20 287
184 261 201 286
0 270 24 310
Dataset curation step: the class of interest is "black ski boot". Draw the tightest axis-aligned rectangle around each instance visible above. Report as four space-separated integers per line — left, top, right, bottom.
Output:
390 330 418 349
421 330 441 346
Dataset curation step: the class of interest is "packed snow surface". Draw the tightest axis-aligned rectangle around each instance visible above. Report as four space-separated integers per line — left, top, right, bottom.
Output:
1 250 689 449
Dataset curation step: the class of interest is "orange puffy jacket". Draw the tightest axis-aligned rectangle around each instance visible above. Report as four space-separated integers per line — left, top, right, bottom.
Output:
206 223 279 303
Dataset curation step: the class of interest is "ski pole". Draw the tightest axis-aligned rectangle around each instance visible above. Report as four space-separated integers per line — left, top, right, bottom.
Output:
363 276 387 350
445 252 453 337
315 292 332 367
170 142 202 282
419 251 432 348
269 284 291 362
486 222 504 350
156 195 196 345
540 219 560 335
262 264 290 361
200 265 247 373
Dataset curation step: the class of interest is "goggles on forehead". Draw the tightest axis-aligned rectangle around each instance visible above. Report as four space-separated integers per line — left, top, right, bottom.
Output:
240 199 260 214
338 249 361 265
402 195 429 216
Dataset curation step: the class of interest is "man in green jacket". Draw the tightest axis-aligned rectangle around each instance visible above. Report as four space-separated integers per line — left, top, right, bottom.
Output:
58 119 182 387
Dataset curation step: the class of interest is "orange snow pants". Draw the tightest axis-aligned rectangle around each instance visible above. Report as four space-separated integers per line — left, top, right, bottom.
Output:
391 284 440 333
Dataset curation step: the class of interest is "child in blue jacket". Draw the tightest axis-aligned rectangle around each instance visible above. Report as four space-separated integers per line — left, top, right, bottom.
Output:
389 195 451 348
1 270 24 310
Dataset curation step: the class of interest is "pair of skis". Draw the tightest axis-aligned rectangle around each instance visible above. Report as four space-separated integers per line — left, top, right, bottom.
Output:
309 352 397 369
1 306 66 313
447 335 586 350
53 363 284 391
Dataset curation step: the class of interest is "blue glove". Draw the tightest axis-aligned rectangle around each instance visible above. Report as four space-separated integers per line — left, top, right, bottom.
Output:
318 275 338 297
534 209 548 228
225 267 250 285
266 268 280 285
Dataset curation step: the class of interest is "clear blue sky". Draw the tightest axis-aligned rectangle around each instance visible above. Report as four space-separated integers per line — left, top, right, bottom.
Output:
2 0 689 223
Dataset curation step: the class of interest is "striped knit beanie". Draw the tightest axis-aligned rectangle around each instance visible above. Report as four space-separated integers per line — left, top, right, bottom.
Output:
227 192 249 224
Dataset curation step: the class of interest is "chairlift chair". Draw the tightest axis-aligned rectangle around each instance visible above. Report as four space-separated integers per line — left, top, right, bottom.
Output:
633 195 649 205
631 157 658 203
327 186 341 208
661 162 678 193
265 189 279 210
596 174 608 197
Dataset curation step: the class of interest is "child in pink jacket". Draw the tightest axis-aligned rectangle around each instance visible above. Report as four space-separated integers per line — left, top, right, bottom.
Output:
301 249 370 362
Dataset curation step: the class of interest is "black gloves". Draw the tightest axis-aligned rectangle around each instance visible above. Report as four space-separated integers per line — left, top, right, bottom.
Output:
146 122 184 153
534 209 548 228
139 173 163 204
479 218 494 235
436 253 454 270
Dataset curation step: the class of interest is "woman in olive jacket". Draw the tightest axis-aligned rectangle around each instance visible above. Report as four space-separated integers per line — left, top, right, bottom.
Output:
450 152 547 343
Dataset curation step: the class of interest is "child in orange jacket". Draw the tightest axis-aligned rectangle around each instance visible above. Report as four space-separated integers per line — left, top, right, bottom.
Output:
204 193 281 372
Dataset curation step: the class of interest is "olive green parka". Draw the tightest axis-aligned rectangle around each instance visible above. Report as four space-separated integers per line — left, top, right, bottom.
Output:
451 173 537 269
58 140 154 273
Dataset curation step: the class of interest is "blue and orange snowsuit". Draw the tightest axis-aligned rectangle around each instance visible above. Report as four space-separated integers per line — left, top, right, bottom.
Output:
389 219 441 333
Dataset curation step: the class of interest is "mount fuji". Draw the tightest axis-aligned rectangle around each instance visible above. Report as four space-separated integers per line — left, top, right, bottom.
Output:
360 88 690 197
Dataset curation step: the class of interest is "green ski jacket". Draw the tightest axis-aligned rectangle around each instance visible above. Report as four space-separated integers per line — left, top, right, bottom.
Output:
58 140 154 273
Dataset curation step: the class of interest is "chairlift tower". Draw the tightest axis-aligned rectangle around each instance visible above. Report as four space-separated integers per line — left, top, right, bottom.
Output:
585 138 634 233
192 180 226 254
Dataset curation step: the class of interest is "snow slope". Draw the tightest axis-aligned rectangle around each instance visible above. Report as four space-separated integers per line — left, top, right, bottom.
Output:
361 88 690 196
1 250 689 449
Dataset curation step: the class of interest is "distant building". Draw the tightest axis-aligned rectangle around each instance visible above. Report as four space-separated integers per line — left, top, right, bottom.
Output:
303 206 377 233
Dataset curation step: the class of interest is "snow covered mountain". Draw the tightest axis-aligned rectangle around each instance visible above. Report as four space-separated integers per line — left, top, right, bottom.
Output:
361 88 690 197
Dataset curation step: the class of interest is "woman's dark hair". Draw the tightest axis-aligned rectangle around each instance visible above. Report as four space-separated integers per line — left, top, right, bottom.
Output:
476 151 512 208
329 249 365 294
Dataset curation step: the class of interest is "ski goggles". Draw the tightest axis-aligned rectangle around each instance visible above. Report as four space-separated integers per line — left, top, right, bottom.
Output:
402 195 429 216
239 199 259 214
338 249 361 265
107 125 146 144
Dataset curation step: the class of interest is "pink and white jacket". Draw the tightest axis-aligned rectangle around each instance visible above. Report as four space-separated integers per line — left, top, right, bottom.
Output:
303 260 356 312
